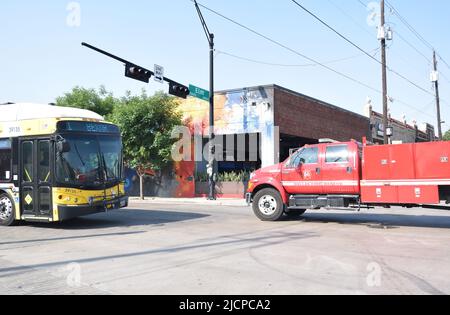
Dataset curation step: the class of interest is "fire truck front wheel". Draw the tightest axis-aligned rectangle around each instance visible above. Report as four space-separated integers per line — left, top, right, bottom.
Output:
253 188 285 221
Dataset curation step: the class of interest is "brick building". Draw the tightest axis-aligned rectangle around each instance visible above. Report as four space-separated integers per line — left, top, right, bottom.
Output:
129 84 436 198
363 103 436 144
180 84 371 171
273 86 371 162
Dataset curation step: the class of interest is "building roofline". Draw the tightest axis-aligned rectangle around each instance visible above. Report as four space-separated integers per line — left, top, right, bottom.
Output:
370 109 434 137
371 111 416 129
215 84 276 95
215 84 368 121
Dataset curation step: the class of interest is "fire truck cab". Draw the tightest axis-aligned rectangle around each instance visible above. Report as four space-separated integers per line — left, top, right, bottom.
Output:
247 139 450 221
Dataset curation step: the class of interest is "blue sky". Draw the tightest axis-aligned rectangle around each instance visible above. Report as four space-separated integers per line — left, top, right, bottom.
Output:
1 0 449 130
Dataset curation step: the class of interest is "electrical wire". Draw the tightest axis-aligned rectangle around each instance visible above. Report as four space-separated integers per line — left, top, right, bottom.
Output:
385 0 450 73
325 0 374 38
438 55 450 71
440 72 450 85
191 0 437 120
356 0 368 8
385 0 434 51
394 30 431 65
356 0 449 107
289 0 435 97
215 48 380 68
192 0 381 94
393 98 435 120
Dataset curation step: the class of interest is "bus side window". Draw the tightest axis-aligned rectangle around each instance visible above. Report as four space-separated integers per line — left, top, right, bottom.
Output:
0 139 12 181
39 141 50 183
22 141 33 182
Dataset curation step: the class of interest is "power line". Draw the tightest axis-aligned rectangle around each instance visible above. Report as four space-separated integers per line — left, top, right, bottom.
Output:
216 48 379 68
440 72 450 85
192 0 381 94
354 0 436 99
192 1 435 120
289 0 435 97
357 1 446 71
358 0 450 96
356 0 368 8
438 54 450 71
291 0 379 62
385 0 450 74
394 29 431 65
385 0 434 50
395 98 435 120
325 0 374 38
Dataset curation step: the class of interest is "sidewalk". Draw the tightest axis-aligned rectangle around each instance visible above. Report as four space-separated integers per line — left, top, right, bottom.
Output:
129 197 249 207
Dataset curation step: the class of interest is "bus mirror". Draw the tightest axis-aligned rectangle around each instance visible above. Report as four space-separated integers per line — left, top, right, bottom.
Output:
57 140 71 153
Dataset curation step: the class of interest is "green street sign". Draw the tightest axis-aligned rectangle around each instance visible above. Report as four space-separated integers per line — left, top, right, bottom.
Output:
189 84 210 102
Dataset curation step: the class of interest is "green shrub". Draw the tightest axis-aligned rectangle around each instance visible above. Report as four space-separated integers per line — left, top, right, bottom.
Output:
195 170 252 183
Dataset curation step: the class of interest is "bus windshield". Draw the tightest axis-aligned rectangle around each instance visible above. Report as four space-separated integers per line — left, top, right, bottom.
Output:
56 134 122 189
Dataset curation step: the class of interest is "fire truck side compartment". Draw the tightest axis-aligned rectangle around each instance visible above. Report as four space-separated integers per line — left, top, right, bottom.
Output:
361 142 450 205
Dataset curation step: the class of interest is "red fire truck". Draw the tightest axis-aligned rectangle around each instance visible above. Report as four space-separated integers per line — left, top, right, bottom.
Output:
246 139 450 221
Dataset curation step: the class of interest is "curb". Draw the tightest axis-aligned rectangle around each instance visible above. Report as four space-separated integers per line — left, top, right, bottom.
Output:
129 197 249 207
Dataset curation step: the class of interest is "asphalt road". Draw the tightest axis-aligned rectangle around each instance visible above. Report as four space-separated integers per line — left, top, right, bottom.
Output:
0 201 450 295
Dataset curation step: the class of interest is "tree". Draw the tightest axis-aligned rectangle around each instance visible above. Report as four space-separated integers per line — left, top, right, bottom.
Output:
111 91 183 200
444 130 450 141
56 86 118 118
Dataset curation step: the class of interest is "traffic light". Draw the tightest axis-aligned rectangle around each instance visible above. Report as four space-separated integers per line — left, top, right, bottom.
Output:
169 82 190 99
125 64 152 83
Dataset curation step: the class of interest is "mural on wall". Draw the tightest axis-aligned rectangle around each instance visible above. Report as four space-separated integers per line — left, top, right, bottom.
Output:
127 87 276 199
179 86 274 136
124 158 195 198
179 86 278 170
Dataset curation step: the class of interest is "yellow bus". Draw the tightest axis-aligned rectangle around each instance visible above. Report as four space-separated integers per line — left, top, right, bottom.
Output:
0 103 128 226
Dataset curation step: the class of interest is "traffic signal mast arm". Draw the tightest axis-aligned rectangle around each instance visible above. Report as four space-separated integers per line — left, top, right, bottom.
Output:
81 42 190 98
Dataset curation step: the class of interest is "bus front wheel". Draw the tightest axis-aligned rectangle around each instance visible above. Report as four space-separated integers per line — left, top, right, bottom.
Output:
0 194 16 226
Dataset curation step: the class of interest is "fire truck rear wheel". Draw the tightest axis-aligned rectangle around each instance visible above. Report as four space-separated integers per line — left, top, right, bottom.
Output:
253 188 285 221
0 194 16 227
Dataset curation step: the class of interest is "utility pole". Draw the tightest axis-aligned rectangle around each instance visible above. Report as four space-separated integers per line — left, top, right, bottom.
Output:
380 0 389 145
433 51 443 140
194 0 216 200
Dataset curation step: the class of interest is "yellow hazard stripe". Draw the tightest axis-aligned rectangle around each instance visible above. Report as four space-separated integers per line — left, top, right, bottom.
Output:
24 168 32 182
